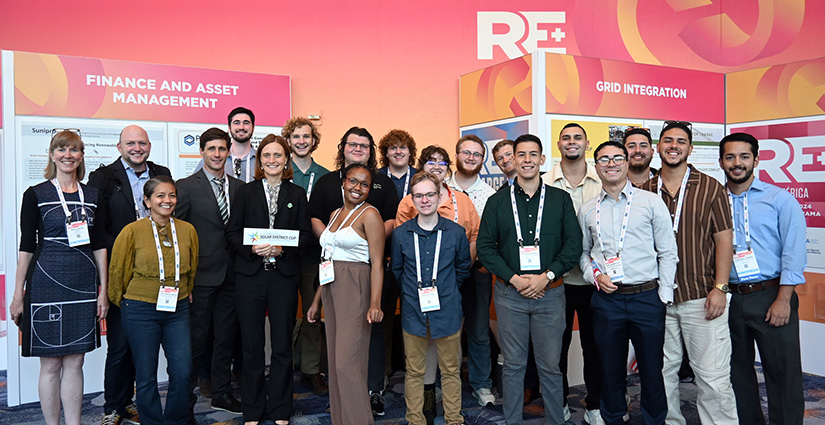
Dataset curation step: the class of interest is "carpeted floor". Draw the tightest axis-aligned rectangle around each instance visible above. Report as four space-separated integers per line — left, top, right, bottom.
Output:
3 365 825 424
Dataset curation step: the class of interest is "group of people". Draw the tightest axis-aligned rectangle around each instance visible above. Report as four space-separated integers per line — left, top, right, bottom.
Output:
8 108 806 425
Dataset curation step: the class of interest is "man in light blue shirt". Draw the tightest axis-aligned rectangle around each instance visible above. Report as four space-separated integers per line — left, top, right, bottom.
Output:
579 141 677 425
719 132 806 425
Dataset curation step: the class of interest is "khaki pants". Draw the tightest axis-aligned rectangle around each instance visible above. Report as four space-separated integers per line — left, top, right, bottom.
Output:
403 327 464 425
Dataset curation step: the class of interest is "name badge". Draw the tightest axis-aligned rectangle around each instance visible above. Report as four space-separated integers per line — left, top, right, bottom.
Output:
243 228 300 246
604 256 624 282
733 250 761 283
156 286 179 312
418 286 441 312
319 260 335 285
519 246 541 271
66 220 90 247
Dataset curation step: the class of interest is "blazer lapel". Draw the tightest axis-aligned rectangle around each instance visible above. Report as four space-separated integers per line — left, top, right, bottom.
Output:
113 160 136 211
195 171 222 218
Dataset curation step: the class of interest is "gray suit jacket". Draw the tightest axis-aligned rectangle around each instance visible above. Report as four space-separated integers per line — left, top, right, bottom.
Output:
175 169 243 287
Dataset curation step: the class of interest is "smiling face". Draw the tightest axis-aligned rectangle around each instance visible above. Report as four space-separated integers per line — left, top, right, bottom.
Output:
229 113 254 144
289 124 316 158
343 134 371 166
145 182 177 220
342 167 372 206
387 144 410 169
720 140 759 185
657 127 693 168
200 139 230 175
410 179 441 217
514 141 545 181
494 144 515 177
557 126 589 161
260 140 287 179
422 152 449 181
594 145 629 186
455 140 484 176
50 144 84 177
117 125 151 169
624 133 653 172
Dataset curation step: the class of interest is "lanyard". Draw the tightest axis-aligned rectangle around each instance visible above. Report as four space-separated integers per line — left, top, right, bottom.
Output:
321 202 365 259
388 168 411 198
52 179 86 223
596 189 633 256
149 216 180 287
510 184 545 246
657 168 690 233
231 153 252 182
444 185 459 223
727 190 751 250
306 172 316 200
414 229 442 287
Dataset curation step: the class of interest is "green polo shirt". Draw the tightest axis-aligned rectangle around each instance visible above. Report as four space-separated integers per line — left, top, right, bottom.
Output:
291 159 330 199
477 180 582 283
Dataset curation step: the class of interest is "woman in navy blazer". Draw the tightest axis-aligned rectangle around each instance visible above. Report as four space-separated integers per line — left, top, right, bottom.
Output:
226 134 312 425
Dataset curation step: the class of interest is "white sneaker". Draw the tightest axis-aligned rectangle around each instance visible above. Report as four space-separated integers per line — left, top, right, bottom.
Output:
584 409 606 425
473 388 496 406
563 404 571 421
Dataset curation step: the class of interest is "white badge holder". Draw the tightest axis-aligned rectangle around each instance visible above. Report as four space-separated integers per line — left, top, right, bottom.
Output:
319 260 335 285
418 286 441 312
156 286 179 312
604 256 625 282
66 220 91 247
519 246 541 271
733 250 761 283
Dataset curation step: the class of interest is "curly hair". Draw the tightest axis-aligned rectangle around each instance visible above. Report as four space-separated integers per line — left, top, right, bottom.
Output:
416 145 452 171
377 129 417 168
334 126 378 171
281 117 321 153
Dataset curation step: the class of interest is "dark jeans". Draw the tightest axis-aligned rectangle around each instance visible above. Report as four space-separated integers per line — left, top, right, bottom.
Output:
103 304 136 413
122 299 192 425
591 288 666 425
560 284 601 410
368 270 399 392
189 276 238 406
461 267 493 391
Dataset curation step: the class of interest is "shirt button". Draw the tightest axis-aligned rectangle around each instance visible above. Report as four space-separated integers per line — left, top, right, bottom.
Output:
528 214 533 218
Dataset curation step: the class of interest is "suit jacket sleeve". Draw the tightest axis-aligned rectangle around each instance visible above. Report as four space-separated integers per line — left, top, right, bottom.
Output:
226 183 254 262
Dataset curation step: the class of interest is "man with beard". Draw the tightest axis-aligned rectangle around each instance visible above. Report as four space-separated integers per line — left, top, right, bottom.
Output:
308 127 398 416
719 132 805 425
640 121 737 425
90 125 172 425
493 139 516 188
622 127 658 186
540 123 603 422
446 135 497 406
282 117 330 396
196 107 257 182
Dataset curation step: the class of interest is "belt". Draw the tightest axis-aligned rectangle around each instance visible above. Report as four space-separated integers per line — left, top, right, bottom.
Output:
263 261 278 271
497 276 564 290
729 277 779 294
615 280 658 295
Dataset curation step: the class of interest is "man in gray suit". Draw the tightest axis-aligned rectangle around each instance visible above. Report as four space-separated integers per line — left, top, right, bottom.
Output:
175 128 244 418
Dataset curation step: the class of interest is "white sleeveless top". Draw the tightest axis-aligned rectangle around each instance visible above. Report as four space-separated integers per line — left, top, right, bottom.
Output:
319 204 375 263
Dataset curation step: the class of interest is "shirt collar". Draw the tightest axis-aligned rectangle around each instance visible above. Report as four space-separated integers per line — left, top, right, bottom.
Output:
447 173 485 193
598 180 633 201
202 167 225 182
120 157 148 177
548 162 600 188
410 215 447 236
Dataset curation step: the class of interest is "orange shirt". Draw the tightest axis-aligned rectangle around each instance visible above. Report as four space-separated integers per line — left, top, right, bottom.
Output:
395 184 479 242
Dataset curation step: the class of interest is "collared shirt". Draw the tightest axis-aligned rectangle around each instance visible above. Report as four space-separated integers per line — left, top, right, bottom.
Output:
121 157 150 218
378 166 417 201
446 174 497 218
395 184 480 242
641 165 733 302
727 178 807 285
292 158 330 199
392 216 471 338
201 168 226 200
477 180 582 283
195 150 257 182
578 181 679 302
541 162 601 285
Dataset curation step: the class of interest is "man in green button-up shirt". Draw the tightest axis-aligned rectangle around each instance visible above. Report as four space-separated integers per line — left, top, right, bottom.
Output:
477 134 581 425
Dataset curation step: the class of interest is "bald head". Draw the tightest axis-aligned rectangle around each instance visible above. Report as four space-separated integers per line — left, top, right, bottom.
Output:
118 125 152 171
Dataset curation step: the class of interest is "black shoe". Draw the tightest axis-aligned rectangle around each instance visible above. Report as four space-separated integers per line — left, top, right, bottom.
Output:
197 378 213 398
188 410 197 425
210 393 242 414
370 391 385 416
301 373 329 396
423 387 436 425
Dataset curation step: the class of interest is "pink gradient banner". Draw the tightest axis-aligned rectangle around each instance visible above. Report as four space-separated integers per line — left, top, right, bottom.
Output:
14 52 290 125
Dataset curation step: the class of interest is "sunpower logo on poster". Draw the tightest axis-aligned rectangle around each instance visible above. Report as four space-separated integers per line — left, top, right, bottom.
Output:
477 11 567 60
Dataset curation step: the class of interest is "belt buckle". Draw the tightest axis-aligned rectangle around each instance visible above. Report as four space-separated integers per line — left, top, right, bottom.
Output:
263 262 277 271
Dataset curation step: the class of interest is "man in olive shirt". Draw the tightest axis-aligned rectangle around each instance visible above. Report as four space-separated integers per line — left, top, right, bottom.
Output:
478 134 581 425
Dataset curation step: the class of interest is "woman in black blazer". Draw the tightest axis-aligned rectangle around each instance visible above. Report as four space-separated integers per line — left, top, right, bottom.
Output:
226 134 312 425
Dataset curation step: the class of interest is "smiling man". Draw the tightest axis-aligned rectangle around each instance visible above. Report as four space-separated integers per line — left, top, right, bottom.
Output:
621 127 658 186
578 141 677 425
378 129 418 199
492 139 516 188
477 133 581 425
640 120 737 425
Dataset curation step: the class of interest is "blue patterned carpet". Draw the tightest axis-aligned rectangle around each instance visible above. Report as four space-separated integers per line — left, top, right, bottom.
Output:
2 365 825 424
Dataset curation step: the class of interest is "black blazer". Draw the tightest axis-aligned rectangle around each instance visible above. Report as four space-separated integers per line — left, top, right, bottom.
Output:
226 179 313 277
175 170 243 287
87 158 172 255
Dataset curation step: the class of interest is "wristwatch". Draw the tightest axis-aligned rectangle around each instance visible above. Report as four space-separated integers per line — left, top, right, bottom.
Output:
546 270 556 282
714 283 730 294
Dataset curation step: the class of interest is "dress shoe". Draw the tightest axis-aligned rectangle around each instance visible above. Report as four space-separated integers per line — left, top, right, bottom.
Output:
301 373 329 396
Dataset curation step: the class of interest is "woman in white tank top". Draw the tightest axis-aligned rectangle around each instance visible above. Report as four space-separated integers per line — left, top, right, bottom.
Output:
306 164 386 425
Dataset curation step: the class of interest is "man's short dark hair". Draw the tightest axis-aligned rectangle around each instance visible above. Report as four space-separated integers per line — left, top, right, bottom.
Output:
492 139 514 158
227 107 255 126
660 120 692 143
594 141 628 160
719 132 759 159
622 128 652 145
513 134 543 154
199 127 231 150
560 123 587 140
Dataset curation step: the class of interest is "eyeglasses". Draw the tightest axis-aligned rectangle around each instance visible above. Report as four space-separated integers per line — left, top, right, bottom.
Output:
412 192 439 200
459 150 483 159
426 160 448 167
346 178 371 189
595 155 627 166
345 141 370 151
663 120 692 131
52 128 82 137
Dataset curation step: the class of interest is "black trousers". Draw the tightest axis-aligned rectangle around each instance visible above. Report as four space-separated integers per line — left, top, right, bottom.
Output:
189 274 239 405
368 270 399 392
236 267 299 421
560 284 602 410
103 304 137 413
730 285 804 425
